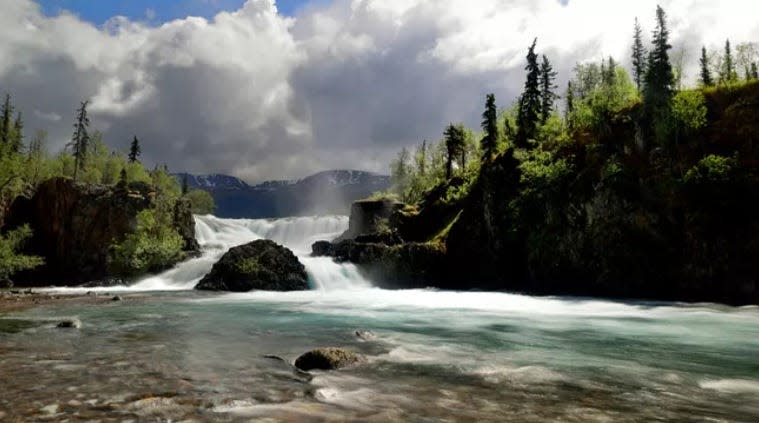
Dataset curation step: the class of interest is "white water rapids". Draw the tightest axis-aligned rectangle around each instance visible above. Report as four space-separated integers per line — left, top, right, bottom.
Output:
63 215 370 292
21 217 759 421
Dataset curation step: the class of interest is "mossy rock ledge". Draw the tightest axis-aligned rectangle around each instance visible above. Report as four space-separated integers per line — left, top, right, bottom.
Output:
195 240 308 292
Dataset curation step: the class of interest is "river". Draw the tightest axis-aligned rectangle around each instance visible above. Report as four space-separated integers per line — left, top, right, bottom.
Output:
1 215 758 421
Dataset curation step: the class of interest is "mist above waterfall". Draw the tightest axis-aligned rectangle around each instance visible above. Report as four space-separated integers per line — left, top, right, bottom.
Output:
52 215 371 292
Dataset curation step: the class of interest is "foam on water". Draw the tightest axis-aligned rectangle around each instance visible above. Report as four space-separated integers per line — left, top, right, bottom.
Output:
700 379 759 394
50 214 369 292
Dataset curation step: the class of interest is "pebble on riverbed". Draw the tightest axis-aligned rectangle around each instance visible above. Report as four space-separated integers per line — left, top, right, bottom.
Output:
56 318 82 329
355 330 376 341
294 348 366 371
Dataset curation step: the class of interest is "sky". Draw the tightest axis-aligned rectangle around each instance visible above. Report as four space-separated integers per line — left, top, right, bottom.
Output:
2 0 758 182
36 0 312 22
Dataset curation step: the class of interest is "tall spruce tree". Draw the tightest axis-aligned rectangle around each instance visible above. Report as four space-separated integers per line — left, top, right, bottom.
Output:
10 112 23 154
69 100 90 180
700 46 714 86
444 124 465 179
416 140 427 177
721 39 737 84
565 81 574 127
128 136 141 163
516 38 541 148
480 94 498 159
540 55 558 124
632 17 647 92
0 94 13 153
182 173 189 195
643 5 674 145
603 56 618 86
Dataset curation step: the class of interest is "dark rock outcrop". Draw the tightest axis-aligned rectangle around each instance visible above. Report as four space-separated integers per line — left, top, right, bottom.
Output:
311 240 334 257
328 239 445 288
195 240 308 292
174 197 200 252
4 178 197 286
336 199 401 241
313 234 445 289
294 348 366 371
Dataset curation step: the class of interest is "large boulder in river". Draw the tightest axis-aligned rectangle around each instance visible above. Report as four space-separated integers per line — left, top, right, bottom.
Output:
195 240 308 292
294 348 366 371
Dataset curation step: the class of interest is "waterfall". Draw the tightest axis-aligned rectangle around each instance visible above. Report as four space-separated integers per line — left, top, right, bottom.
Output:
129 215 371 291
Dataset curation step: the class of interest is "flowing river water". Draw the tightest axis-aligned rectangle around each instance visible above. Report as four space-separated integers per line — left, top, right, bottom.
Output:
1 215 758 421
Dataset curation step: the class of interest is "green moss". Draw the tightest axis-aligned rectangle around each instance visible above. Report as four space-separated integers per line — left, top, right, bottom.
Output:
684 154 738 184
429 210 463 243
235 257 261 274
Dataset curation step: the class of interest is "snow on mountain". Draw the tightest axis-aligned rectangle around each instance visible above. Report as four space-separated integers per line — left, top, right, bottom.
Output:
174 170 392 218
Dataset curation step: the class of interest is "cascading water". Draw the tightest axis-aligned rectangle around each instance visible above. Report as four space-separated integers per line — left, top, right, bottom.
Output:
129 215 371 291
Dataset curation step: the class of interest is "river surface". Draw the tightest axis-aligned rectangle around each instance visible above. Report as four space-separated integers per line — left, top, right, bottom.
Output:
1 216 758 422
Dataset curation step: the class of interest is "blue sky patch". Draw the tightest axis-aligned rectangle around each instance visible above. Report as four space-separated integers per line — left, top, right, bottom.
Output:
36 0 311 24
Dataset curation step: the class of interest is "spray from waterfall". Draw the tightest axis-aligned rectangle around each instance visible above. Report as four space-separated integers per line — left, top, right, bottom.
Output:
128 215 371 291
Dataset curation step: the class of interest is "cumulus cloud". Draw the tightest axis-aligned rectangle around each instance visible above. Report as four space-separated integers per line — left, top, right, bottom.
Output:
0 0 757 181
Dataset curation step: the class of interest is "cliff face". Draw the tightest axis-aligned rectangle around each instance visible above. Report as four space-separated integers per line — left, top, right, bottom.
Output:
4 177 199 286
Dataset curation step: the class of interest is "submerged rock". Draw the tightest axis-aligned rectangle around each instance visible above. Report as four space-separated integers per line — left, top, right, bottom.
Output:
195 240 308 292
111 295 123 302
294 348 366 371
354 330 376 341
56 318 81 329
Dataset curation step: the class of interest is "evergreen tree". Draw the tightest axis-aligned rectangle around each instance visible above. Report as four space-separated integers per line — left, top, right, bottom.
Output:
128 136 141 163
720 39 737 84
182 173 189 195
643 5 674 145
68 100 90 180
632 17 647 92
480 94 498 159
503 116 515 143
516 38 542 148
700 46 713 86
416 140 427 177
565 81 574 127
603 56 618 87
0 94 13 154
27 130 44 160
10 112 24 154
119 167 128 186
540 55 558 124
444 124 465 179
752 62 759 80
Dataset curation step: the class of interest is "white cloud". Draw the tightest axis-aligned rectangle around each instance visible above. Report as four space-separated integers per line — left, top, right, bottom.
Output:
0 0 757 181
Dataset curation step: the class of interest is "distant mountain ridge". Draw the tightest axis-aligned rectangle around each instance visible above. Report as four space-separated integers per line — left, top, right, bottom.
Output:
175 170 391 218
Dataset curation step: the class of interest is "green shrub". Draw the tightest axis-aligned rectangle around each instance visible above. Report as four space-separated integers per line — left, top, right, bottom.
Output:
517 149 573 191
108 210 185 277
0 225 44 281
672 90 708 131
684 154 738 184
185 189 216 214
